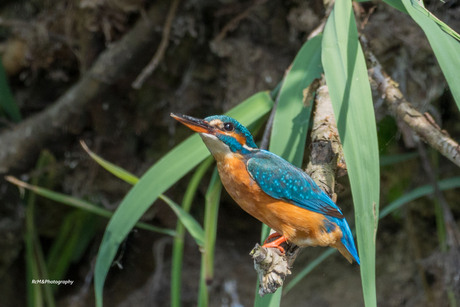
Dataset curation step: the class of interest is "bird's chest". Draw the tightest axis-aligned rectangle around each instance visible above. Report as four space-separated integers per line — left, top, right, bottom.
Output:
216 155 268 216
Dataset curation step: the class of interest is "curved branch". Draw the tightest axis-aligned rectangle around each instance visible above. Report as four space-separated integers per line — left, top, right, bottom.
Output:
0 5 164 174
361 36 460 167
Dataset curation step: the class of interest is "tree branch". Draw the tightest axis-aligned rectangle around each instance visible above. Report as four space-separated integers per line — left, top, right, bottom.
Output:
361 36 460 167
0 5 165 174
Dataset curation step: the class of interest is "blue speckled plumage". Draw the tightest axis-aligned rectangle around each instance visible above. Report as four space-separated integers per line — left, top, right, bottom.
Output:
246 150 359 264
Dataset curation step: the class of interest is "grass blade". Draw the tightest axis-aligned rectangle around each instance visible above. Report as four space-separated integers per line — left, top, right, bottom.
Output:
159 194 205 247
401 0 460 110
80 140 139 185
283 249 335 294
322 1 380 306
94 91 273 307
270 35 323 166
203 169 221 282
171 157 214 307
198 169 222 307
82 140 206 246
379 176 460 219
5 176 176 236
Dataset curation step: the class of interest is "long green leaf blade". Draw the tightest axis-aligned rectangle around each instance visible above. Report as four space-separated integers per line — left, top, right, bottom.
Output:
80 141 139 185
399 0 460 110
94 91 273 307
270 35 323 166
159 194 205 246
322 1 380 306
5 176 175 236
171 158 214 307
198 169 222 306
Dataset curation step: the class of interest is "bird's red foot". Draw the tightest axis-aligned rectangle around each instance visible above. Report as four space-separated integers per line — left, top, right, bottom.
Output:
262 233 288 254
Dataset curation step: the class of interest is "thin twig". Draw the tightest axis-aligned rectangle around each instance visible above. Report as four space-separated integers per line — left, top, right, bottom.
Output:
131 0 180 89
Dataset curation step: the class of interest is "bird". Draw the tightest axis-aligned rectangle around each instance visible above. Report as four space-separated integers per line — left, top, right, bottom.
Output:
171 113 360 264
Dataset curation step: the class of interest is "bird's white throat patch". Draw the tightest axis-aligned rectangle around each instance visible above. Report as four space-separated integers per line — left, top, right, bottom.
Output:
200 133 232 157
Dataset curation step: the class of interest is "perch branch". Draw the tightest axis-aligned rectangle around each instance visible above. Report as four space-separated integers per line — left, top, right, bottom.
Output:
131 0 180 89
306 83 344 199
250 78 340 296
0 5 164 174
360 36 460 167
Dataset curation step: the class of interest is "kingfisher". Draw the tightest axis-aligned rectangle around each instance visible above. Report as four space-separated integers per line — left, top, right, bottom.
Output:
171 113 360 264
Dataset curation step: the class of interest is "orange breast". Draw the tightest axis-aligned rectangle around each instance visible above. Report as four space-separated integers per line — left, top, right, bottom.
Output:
216 155 343 248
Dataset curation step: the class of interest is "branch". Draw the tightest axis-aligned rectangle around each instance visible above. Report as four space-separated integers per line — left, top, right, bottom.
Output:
0 5 165 174
361 36 460 167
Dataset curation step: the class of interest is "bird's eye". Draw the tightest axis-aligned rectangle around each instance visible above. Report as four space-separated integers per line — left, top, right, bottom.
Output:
223 122 234 131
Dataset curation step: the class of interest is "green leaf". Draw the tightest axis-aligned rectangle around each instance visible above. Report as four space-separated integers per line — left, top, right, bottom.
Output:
81 140 205 245
94 91 273 307
379 176 460 219
0 58 21 122
384 0 408 14
5 176 175 236
399 0 460 110
322 1 380 307
81 141 139 185
159 194 205 247
171 158 214 307
270 35 323 166
198 169 222 306
283 249 335 294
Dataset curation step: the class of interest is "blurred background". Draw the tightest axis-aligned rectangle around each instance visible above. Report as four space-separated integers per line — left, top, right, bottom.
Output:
0 0 459 306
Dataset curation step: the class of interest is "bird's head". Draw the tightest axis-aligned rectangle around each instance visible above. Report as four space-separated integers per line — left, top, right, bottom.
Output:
171 113 258 158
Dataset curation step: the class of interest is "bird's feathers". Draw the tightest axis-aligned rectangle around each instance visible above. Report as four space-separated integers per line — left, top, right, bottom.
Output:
247 150 343 218
246 150 360 264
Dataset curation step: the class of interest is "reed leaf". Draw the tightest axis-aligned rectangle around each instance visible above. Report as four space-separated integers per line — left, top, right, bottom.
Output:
322 1 380 306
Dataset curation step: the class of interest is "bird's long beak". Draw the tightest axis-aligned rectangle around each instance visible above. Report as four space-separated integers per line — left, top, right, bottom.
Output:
170 113 214 134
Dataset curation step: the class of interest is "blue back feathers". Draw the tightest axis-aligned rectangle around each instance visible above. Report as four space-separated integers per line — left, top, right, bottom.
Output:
247 150 360 264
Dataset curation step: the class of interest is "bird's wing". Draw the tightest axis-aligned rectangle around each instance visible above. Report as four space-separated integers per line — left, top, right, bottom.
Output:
246 150 344 218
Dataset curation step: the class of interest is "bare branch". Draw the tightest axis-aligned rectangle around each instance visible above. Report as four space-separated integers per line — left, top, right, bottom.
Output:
0 5 165 173
361 36 460 167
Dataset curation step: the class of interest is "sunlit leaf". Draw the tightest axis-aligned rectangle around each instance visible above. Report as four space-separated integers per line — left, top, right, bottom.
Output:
322 1 380 306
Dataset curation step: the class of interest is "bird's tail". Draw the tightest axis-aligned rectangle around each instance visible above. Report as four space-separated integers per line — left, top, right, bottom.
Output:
334 217 360 265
